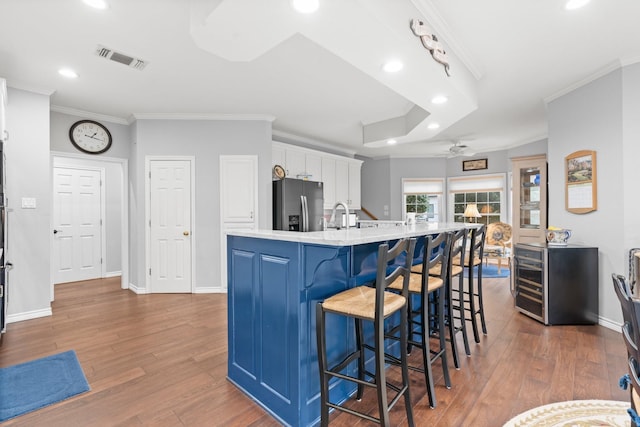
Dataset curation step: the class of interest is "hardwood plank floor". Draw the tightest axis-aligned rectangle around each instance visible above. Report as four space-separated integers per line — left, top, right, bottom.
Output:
0 276 628 426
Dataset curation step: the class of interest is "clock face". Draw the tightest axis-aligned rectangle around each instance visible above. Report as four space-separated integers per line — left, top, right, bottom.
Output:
69 120 112 154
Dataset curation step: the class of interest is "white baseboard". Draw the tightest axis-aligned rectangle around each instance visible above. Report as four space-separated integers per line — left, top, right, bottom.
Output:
7 307 52 324
105 271 122 278
599 316 621 332
194 286 227 294
128 282 149 294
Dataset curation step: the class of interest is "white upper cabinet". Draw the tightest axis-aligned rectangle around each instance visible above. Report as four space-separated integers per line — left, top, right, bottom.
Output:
335 159 349 207
283 147 323 182
321 157 336 209
305 153 322 182
0 78 7 142
285 149 306 178
272 144 286 173
348 161 362 209
273 141 362 210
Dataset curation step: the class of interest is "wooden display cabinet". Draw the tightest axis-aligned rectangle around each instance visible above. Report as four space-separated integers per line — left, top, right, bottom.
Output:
511 155 547 244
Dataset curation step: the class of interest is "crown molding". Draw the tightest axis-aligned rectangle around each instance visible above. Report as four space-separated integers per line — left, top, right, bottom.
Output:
621 55 640 67
51 105 130 125
7 81 55 96
544 59 623 105
410 0 484 80
131 113 276 122
272 129 357 157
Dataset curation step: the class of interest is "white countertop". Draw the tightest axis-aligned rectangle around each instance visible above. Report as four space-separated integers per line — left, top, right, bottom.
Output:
226 222 477 246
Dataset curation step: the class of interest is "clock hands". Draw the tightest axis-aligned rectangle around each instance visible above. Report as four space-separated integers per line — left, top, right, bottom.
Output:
84 132 104 142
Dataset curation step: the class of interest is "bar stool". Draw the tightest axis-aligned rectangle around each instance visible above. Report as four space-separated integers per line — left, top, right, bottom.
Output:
456 225 487 343
388 232 451 408
412 230 469 369
316 238 416 426
442 228 470 368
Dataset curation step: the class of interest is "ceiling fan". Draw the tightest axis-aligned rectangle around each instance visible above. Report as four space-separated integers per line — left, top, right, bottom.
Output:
446 140 475 158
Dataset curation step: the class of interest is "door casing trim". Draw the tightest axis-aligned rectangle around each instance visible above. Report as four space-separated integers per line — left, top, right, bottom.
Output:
50 151 129 299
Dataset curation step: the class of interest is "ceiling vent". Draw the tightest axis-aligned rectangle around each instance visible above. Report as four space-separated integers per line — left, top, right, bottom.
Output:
95 45 148 70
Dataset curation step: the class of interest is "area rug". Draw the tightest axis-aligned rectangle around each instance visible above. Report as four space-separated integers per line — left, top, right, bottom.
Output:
503 399 630 427
464 264 510 278
0 350 90 422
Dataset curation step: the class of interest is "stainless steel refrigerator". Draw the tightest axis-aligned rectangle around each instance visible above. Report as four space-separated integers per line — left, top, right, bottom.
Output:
273 178 324 232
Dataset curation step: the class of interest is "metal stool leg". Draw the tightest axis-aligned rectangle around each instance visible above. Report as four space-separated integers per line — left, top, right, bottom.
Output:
316 303 330 427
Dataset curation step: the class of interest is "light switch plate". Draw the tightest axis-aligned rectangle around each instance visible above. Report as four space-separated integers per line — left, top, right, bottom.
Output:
21 197 36 209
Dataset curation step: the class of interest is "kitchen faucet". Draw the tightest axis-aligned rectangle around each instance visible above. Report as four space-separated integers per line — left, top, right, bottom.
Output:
328 201 350 230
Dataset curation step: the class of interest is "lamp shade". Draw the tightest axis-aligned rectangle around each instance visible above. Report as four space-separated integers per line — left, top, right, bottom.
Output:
463 203 481 218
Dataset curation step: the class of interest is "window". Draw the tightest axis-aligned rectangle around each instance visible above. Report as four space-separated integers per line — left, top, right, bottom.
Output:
405 194 440 220
402 178 444 222
448 174 507 225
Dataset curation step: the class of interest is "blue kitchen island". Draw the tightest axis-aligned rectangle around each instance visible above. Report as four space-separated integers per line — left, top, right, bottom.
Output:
226 223 469 426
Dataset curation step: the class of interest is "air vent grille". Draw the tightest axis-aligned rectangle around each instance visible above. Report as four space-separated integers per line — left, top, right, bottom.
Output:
95 45 148 70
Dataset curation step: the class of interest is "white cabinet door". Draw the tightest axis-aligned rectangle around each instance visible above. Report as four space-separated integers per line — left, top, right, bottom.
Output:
348 161 362 209
335 160 349 206
220 156 257 223
285 149 306 178
306 153 322 182
321 157 336 209
220 155 258 290
272 145 286 170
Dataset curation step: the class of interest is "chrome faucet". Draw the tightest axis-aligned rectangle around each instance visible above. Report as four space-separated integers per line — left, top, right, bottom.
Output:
328 201 350 230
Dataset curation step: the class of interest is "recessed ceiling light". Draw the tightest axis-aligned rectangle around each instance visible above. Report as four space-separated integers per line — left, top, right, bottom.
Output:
382 60 403 73
431 95 448 104
291 0 319 14
428 123 440 130
58 68 78 79
387 139 397 145
565 0 590 10
83 0 109 10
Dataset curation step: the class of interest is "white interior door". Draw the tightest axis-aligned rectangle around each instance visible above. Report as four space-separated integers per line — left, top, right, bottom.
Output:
53 167 103 284
220 155 258 290
149 159 192 293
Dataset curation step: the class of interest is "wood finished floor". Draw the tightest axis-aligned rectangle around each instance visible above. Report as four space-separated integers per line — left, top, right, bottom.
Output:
0 276 628 426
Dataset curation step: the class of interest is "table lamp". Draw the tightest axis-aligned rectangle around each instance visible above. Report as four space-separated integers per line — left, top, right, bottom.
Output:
463 203 482 223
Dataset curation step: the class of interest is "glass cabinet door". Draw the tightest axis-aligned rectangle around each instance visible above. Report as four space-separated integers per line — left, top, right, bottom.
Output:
511 154 547 244
519 166 541 230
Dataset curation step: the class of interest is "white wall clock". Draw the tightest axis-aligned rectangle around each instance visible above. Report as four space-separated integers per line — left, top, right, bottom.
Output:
69 120 112 154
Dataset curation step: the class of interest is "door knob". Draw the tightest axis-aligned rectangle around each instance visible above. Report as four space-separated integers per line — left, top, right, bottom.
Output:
183 231 190 236
53 229 61 234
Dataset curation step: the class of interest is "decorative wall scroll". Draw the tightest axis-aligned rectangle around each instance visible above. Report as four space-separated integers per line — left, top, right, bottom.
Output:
410 19 450 76
565 150 597 214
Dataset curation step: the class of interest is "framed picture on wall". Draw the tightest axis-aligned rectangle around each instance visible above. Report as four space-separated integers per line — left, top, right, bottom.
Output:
565 150 597 214
462 158 488 171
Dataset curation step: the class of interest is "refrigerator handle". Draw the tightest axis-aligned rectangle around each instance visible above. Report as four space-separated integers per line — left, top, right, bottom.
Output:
301 195 309 232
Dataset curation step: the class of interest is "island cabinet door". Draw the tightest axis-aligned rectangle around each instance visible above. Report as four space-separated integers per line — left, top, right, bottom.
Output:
227 236 301 425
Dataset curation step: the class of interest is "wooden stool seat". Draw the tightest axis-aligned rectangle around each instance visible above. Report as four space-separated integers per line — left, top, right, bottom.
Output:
411 263 444 276
322 287 406 320
452 254 482 267
419 262 463 278
389 273 444 294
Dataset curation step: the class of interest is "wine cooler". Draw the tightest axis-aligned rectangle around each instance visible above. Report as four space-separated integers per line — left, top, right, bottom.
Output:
513 242 598 325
